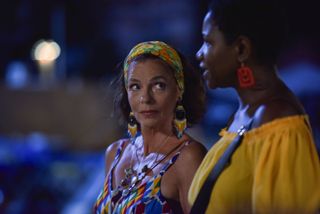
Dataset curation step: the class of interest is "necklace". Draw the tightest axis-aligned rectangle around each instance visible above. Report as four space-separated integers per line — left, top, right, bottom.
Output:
118 138 138 190
136 135 171 179
119 134 171 195
125 141 182 195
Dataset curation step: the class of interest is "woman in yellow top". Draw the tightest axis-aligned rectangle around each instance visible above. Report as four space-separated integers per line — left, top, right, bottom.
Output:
189 0 320 213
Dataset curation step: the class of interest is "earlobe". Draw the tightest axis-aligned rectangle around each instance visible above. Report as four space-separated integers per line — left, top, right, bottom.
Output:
235 36 251 63
235 36 255 88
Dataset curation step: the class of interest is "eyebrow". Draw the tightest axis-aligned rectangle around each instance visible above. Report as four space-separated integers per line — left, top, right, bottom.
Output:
128 78 140 83
202 31 210 39
150 76 167 82
128 75 167 83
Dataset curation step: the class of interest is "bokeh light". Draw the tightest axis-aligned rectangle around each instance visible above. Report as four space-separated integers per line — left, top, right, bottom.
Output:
32 39 61 63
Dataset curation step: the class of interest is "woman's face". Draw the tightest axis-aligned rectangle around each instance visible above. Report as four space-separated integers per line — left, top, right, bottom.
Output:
127 59 180 130
197 11 238 89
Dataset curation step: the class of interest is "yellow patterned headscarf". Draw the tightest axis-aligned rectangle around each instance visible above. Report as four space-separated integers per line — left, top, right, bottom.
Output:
123 41 184 94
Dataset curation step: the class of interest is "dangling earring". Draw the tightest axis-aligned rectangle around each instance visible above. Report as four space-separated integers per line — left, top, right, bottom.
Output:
174 101 187 139
237 62 255 88
128 112 137 138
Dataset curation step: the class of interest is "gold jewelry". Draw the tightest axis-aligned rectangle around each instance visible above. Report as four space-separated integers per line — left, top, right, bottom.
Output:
174 101 187 139
128 112 138 138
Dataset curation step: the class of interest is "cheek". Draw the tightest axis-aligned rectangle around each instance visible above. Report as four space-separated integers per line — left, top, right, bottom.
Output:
208 49 227 71
204 49 216 66
160 94 178 113
127 92 138 110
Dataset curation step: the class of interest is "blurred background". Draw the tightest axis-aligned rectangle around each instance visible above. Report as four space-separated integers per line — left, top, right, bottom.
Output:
0 0 319 213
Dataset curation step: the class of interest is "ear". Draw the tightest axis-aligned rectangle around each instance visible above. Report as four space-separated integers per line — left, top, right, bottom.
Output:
234 36 252 63
175 84 182 101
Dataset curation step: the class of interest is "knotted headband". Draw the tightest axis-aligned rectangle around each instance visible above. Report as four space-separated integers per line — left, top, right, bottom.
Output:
123 41 184 94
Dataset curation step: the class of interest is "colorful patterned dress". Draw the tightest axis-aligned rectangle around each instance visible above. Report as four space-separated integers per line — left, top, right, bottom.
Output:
94 141 187 214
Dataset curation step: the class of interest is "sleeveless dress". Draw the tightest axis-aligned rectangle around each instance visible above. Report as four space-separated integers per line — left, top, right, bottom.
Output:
94 140 188 214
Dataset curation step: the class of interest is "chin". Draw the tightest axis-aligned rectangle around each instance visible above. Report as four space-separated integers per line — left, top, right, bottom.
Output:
140 119 172 131
139 120 158 129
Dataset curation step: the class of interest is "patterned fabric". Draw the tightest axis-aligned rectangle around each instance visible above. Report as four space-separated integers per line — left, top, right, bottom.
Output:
94 140 189 214
123 41 184 94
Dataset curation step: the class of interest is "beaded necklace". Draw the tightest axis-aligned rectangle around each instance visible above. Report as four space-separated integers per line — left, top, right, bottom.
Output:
117 135 177 196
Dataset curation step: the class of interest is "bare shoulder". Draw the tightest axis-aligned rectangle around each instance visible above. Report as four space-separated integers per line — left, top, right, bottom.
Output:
180 140 207 159
175 138 207 172
253 97 305 127
104 138 130 174
105 139 126 158
161 138 207 212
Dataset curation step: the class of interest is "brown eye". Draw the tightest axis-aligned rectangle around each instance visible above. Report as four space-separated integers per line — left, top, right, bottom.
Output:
129 83 140 91
154 82 166 90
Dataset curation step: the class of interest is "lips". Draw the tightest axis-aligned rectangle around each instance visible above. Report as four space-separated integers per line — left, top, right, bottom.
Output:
199 62 206 70
140 110 159 117
202 70 209 80
198 62 209 79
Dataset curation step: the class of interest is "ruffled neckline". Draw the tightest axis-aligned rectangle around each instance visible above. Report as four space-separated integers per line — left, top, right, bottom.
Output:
219 114 309 138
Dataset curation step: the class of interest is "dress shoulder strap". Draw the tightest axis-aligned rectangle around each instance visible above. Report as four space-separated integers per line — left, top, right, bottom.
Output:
159 141 191 176
110 140 127 171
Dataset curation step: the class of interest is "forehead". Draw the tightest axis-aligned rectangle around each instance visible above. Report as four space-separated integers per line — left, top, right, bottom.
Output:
202 11 226 42
127 59 174 80
202 11 214 36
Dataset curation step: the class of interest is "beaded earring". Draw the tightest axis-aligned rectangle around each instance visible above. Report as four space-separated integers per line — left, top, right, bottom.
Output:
174 101 187 139
237 62 255 88
128 112 137 138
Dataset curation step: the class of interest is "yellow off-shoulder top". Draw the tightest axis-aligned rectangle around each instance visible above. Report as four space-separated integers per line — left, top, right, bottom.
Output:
188 115 320 213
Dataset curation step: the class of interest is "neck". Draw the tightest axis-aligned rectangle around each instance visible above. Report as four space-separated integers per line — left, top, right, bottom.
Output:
235 64 282 111
140 126 173 156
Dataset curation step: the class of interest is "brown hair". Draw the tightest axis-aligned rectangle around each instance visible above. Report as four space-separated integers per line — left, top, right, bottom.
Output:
111 52 206 129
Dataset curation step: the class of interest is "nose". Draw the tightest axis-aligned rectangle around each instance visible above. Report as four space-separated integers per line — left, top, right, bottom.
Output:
196 44 204 61
139 96 147 103
139 88 154 104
